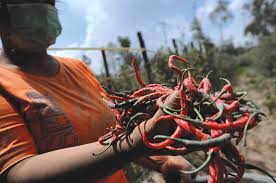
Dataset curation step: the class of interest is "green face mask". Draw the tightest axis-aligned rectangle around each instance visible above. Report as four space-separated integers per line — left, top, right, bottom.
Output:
7 3 62 52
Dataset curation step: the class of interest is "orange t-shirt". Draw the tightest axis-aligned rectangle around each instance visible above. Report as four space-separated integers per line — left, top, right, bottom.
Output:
0 57 128 183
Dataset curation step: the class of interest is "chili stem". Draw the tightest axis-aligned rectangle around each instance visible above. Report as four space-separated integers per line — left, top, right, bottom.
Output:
179 151 213 174
242 112 258 146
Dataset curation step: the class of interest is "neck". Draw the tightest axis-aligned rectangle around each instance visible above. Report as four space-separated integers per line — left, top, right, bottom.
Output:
1 47 59 77
3 48 48 66
0 36 48 67
0 37 60 77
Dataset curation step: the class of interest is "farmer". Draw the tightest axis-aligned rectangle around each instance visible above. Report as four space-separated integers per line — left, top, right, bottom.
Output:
0 0 193 182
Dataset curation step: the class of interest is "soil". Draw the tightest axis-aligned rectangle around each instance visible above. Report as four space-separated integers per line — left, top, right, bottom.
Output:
236 75 276 178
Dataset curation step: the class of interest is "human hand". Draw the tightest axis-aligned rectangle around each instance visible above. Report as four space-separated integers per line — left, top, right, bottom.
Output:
130 90 191 156
150 155 194 183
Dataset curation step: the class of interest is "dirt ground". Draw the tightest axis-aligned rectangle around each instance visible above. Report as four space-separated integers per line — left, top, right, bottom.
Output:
236 76 276 178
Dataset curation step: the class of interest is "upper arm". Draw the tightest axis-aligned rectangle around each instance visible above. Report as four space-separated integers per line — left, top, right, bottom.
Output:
0 96 38 180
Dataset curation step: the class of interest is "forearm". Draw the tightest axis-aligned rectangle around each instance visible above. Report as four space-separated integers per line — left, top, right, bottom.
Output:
5 127 148 183
5 107 171 183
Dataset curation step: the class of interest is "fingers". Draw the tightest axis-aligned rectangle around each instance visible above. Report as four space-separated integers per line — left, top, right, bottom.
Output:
164 90 180 108
160 156 195 183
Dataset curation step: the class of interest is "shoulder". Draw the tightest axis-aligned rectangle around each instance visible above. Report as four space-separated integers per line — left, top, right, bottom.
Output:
54 56 86 68
54 56 93 74
53 56 99 81
53 56 106 94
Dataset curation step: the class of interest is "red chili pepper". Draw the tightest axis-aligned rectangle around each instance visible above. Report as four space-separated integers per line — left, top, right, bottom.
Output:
222 84 233 93
198 80 204 91
97 54 263 183
131 87 164 98
211 129 221 138
198 71 212 94
184 78 197 92
218 92 234 100
199 78 211 94
189 73 198 88
179 84 185 109
204 114 254 130
168 55 190 75
208 161 217 183
179 84 188 114
212 78 233 103
224 101 240 113
132 58 147 87
175 118 208 140
98 132 113 145
142 115 184 149
134 91 167 106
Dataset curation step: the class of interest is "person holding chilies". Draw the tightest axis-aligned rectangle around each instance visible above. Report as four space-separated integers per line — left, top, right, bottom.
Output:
0 0 193 182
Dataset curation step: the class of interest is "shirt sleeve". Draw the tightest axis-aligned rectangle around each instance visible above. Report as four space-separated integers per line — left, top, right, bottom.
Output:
0 96 38 176
77 61 109 98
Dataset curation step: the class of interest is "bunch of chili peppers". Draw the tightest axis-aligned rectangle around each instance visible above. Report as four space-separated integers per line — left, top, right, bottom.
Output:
95 55 275 183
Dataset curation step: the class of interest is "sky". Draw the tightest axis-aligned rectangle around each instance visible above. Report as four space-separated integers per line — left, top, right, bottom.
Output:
49 0 253 74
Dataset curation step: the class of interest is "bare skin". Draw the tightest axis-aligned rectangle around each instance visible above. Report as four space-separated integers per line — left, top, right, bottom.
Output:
0 0 194 182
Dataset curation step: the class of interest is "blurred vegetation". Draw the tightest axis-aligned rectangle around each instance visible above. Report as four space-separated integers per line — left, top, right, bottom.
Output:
96 0 275 112
89 0 276 181
209 0 233 43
